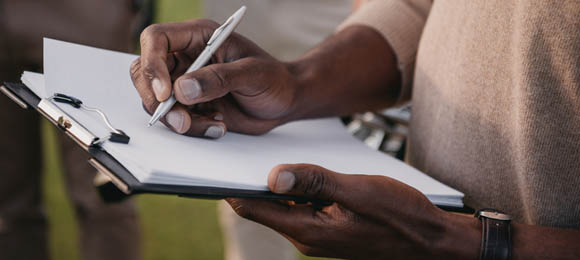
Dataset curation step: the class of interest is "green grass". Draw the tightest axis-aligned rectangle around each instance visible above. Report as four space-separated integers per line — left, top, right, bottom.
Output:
42 120 81 260
42 1 326 259
156 0 203 23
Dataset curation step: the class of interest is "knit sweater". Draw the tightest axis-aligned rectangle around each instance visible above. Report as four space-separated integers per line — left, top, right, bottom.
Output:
340 0 580 229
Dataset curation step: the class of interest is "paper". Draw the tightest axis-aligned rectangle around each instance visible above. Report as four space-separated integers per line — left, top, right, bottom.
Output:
41 38 463 207
21 71 48 98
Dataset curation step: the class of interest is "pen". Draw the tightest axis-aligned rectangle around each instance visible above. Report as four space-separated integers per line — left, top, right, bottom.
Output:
148 6 247 127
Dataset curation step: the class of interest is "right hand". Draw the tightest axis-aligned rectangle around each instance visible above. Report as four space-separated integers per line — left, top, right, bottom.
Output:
130 19 302 139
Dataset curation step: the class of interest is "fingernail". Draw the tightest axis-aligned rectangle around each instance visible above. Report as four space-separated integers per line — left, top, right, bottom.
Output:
152 78 164 98
179 78 202 102
274 171 295 193
166 111 185 133
214 114 224 121
204 125 225 139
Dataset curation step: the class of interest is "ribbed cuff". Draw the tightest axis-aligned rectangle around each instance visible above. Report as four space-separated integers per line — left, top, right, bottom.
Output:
337 0 431 103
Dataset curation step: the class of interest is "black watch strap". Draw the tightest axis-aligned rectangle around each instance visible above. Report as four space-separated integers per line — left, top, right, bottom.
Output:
478 212 512 260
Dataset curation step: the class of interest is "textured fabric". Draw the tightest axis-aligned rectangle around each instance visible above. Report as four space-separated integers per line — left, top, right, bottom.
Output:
338 0 431 103
340 0 580 229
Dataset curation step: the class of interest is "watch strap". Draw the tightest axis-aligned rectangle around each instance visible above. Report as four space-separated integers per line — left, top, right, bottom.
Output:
480 216 512 260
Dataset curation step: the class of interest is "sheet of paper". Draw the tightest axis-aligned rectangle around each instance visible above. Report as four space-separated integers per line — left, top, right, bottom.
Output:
43 38 463 201
21 71 48 98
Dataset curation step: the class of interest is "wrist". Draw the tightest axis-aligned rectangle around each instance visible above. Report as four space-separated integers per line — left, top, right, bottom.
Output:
283 59 316 123
434 211 482 259
284 25 402 122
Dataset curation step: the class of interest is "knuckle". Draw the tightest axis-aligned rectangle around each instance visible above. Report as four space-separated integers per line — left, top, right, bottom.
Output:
141 63 157 81
298 165 338 200
142 102 155 115
207 66 227 91
303 169 326 196
140 24 163 42
130 59 141 78
230 200 255 220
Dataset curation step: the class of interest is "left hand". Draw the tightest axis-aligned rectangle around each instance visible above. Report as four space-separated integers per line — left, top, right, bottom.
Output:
226 164 481 259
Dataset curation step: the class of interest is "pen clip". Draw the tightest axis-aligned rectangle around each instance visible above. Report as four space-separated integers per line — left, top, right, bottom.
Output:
206 16 233 46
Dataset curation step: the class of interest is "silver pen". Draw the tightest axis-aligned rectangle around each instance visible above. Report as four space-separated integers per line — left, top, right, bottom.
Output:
148 6 247 127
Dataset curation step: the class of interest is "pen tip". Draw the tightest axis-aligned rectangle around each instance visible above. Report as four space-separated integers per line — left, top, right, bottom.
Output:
147 123 153 127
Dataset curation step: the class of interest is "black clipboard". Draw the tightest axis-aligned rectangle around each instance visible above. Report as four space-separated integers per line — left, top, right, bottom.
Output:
1 81 473 213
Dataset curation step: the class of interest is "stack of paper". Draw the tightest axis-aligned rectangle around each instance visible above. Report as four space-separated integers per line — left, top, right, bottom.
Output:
25 39 463 207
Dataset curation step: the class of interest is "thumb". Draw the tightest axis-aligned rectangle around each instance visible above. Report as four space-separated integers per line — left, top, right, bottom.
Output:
268 164 344 202
173 58 257 106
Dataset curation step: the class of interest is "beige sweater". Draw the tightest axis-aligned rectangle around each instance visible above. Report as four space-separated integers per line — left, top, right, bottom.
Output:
340 0 580 229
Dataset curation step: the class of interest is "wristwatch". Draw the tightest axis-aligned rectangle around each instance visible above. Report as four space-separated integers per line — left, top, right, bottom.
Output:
475 208 512 260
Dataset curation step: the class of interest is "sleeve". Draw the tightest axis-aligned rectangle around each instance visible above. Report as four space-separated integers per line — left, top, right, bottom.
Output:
337 0 432 103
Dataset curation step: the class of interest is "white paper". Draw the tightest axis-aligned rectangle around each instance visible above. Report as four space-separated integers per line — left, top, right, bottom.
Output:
42 38 463 206
21 71 48 98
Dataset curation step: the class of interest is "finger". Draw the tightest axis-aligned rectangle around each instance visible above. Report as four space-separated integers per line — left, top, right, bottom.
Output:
130 58 158 113
269 164 435 217
267 164 344 200
267 164 378 212
161 105 191 134
173 58 262 106
169 52 193 81
225 198 321 242
196 98 280 136
139 21 219 102
132 62 225 138
130 55 178 104
184 113 227 139
162 105 226 139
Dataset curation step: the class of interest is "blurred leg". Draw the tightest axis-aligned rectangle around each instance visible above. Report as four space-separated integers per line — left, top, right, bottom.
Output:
58 135 141 260
204 0 352 61
0 1 147 259
46 2 146 259
0 66 47 260
219 201 297 260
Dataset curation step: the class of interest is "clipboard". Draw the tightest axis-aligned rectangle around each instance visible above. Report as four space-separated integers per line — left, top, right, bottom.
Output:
1 81 474 213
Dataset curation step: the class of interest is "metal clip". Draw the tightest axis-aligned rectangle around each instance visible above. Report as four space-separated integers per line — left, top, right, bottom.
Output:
53 93 83 108
51 93 130 144
57 116 72 130
207 15 234 45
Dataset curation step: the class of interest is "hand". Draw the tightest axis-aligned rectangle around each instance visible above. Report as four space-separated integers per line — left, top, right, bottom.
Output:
226 164 481 259
130 19 301 138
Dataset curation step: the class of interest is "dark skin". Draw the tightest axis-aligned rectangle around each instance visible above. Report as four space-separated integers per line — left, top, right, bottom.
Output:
130 19 580 259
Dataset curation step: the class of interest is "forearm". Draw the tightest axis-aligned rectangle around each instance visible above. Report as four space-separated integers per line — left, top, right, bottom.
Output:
285 25 402 121
512 223 580 259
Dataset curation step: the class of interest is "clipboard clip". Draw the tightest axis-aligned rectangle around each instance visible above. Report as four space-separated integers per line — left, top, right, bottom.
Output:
51 93 130 144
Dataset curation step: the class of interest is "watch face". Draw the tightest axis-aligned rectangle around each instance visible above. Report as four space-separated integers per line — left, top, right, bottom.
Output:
477 209 512 221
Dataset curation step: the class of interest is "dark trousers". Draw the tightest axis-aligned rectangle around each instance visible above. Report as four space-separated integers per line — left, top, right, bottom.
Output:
0 0 149 259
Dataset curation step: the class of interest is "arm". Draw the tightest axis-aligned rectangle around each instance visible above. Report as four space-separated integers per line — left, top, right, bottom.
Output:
130 21 400 138
226 164 580 259
287 25 402 121
512 223 580 259
130 0 430 138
